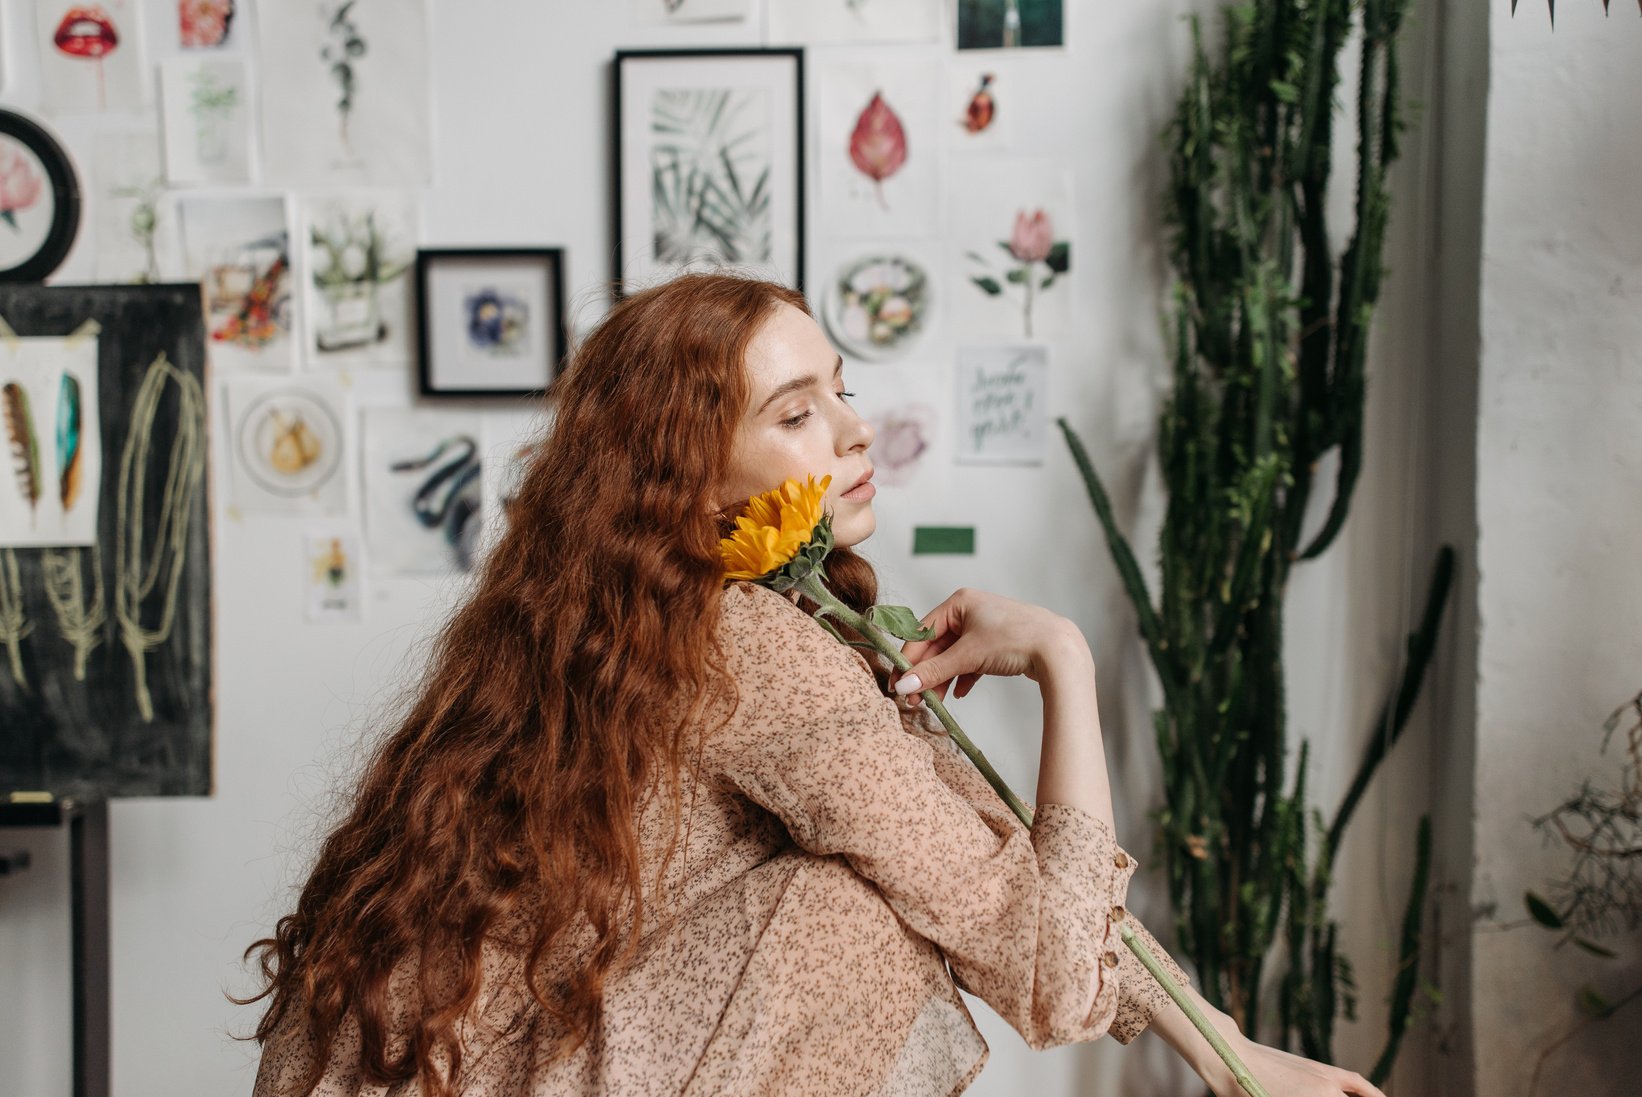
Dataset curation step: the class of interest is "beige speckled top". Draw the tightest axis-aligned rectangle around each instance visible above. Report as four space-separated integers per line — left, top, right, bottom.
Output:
254 581 1191 1096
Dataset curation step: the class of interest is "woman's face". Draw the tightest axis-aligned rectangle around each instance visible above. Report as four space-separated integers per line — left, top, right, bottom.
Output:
720 303 877 548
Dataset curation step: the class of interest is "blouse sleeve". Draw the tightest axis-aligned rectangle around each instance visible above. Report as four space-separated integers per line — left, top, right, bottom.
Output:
703 583 1143 1050
893 694 1194 1044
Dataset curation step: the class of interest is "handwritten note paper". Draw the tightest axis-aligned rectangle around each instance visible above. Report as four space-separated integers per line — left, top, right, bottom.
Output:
955 345 1048 464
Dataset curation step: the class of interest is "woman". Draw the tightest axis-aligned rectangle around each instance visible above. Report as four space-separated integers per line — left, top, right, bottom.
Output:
245 273 1385 1097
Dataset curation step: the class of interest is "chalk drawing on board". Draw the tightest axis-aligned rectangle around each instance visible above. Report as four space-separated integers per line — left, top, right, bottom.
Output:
0 283 213 798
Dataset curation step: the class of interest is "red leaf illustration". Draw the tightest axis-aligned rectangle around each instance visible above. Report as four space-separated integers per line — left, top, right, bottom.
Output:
849 91 907 209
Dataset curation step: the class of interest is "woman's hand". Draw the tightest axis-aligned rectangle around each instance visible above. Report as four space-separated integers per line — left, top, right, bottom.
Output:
891 587 1088 704
1152 979 1385 1097
1208 1034 1387 1097
895 587 1114 828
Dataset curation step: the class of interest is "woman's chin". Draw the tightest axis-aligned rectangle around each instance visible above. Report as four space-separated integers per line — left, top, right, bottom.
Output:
833 510 876 550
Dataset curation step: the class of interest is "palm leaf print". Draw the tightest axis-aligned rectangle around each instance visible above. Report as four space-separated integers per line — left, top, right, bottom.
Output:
650 88 772 264
2 381 41 518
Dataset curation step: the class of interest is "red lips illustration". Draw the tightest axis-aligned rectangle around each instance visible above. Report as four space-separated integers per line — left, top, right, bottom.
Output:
54 6 120 59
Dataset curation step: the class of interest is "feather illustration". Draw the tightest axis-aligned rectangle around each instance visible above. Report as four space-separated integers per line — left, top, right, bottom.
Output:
2 381 41 519
57 371 83 510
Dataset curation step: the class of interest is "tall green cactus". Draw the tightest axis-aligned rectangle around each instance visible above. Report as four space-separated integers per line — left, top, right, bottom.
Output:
1059 0 1454 1080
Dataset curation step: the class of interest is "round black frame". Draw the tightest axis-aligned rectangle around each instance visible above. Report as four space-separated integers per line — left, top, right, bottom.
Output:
0 109 82 283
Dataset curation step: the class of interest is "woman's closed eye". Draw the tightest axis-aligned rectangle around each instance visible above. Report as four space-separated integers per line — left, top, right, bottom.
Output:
780 391 854 428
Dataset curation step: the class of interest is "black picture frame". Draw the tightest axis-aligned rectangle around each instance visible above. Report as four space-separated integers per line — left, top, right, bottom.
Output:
612 47 805 298
414 247 567 398
0 109 82 284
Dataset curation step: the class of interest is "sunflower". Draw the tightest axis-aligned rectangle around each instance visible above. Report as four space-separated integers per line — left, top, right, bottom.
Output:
720 475 833 586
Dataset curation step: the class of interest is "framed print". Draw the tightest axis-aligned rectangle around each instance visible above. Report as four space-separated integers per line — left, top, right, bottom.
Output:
0 109 82 283
415 248 566 398
614 48 804 296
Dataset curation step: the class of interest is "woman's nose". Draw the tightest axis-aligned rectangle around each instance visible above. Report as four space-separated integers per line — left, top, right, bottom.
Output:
841 406 874 453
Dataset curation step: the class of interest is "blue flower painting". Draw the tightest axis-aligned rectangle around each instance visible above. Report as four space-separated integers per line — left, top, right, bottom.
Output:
464 287 528 354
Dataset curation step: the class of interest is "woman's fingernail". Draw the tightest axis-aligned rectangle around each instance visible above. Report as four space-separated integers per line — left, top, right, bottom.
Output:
894 674 923 696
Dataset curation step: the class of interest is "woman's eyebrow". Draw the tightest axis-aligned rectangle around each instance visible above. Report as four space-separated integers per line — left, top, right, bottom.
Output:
756 357 844 414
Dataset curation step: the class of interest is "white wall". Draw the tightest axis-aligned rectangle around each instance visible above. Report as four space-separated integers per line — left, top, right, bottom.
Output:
0 2 1477 1095
1473 7 1642 1097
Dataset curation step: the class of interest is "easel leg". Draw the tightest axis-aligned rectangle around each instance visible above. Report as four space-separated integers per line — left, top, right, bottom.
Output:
69 800 109 1097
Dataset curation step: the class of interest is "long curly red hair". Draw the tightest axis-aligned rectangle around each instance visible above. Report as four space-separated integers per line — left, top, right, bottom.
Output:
240 273 878 1094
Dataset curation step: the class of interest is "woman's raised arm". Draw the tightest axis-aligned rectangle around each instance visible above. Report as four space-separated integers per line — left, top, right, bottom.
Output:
895 588 1391 1097
891 587 1114 829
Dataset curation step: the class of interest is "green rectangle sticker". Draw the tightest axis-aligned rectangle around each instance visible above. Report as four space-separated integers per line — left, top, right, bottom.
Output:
912 526 975 555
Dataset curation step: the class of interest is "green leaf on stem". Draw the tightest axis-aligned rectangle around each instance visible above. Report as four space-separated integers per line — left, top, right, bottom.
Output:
1571 936 1617 959
971 276 1002 295
869 603 934 642
1578 985 1614 1017
1525 891 1565 930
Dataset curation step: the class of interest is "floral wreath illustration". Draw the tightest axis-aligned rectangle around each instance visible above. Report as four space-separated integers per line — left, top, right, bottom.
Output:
720 475 1271 1097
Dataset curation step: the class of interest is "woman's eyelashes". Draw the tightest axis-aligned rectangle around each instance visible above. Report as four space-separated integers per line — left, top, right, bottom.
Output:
778 390 854 429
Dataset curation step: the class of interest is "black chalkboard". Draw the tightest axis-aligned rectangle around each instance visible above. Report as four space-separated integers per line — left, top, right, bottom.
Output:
0 284 212 797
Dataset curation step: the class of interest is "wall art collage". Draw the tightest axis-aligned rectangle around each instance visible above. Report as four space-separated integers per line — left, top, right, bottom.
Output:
1 2 571 651
2 0 1076 662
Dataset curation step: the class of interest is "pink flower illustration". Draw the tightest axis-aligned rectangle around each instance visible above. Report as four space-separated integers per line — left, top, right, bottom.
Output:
969 207 1069 338
869 406 932 486
179 0 234 49
1008 209 1053 264
0 143 43 231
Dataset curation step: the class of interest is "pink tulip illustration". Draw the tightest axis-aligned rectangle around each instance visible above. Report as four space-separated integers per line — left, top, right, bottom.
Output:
1008 209 1053 264
967 207 1069 338
848 91 907 210
0 144 44 232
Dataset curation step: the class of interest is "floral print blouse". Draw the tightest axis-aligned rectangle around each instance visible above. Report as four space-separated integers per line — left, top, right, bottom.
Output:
253 581 1191 1096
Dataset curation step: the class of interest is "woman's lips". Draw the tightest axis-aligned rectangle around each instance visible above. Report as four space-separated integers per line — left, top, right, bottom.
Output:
840 475 876 502
55 7 120 58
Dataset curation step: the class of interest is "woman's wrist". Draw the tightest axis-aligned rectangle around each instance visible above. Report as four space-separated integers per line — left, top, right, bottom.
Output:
1165 990 1245 1093
1029 617 1092 684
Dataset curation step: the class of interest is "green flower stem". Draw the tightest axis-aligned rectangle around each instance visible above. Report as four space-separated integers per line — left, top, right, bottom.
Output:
792 569 1270 1097
1121 922 1270 1097
796 572 1033 826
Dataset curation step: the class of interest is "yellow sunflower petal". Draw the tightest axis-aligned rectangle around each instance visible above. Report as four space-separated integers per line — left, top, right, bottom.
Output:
746 492 782 530
720 524 785 580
